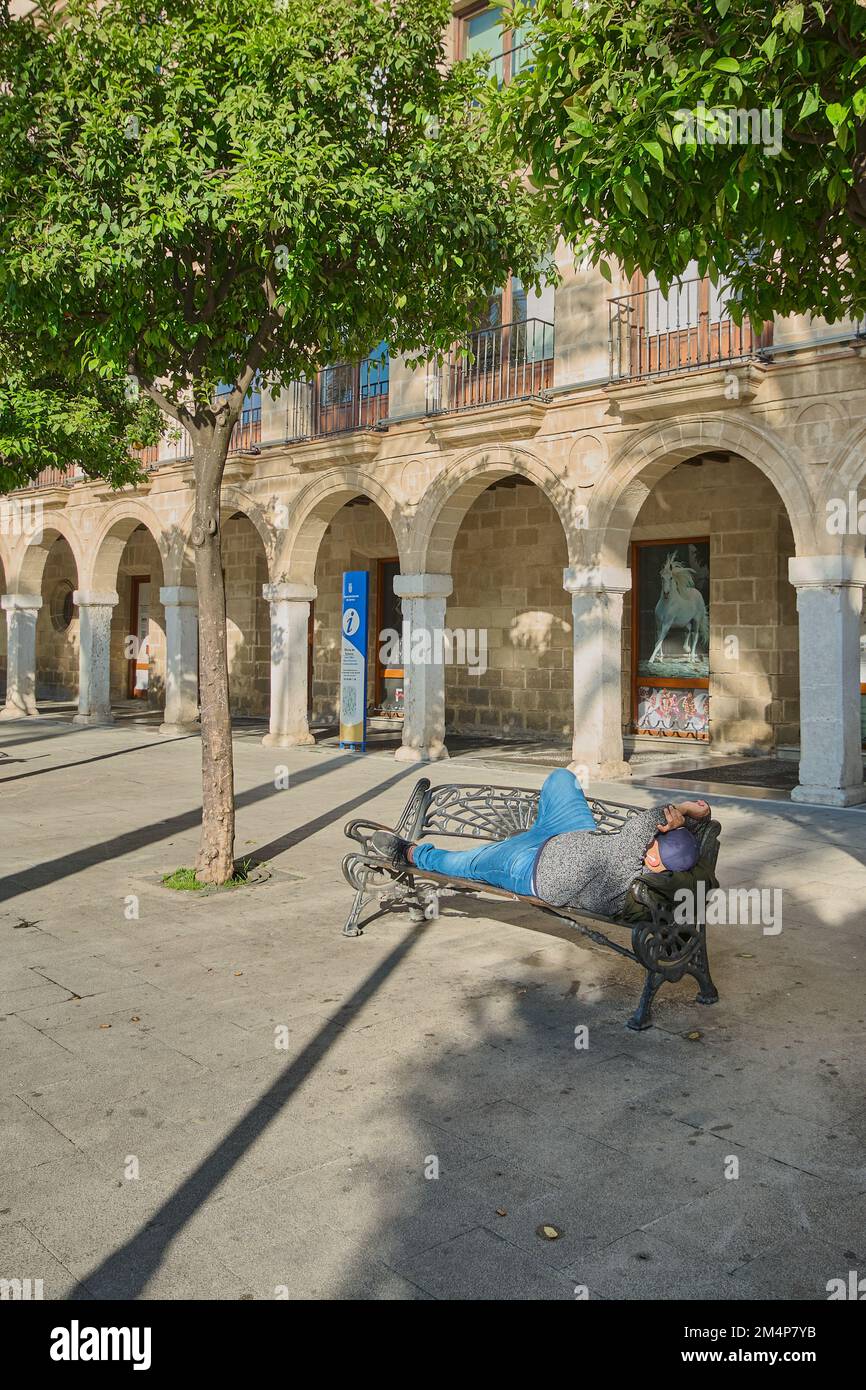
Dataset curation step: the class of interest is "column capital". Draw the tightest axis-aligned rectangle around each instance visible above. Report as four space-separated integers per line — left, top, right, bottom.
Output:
789 554 866 590
159 586 197 608
262 582 317 604
563 564 631 596
392 572 452 600
1 593 42 612
73 589 118 608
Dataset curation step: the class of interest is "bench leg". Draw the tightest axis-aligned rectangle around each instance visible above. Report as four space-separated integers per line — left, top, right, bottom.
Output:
626 969 664 1032
689 927 719 1006
403 873 432 924
342 887 368 938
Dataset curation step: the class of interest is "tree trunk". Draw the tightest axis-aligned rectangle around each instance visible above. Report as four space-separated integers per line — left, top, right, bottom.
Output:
191 430 235 884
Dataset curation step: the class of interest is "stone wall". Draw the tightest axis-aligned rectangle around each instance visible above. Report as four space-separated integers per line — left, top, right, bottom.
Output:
309 483 573 740
222 513 270 718
624 455 799 751
446 478 572 739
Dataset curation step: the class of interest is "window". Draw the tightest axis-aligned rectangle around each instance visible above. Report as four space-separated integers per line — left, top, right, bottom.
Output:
360 341 389 399
50 580 75 633
477 272 553 331
461 3 532 86
315 345 390 435
216 380 261 415
645 263 733 335
217 379 262 452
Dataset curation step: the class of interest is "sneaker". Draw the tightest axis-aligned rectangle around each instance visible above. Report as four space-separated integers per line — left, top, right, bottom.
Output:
370 830 415 867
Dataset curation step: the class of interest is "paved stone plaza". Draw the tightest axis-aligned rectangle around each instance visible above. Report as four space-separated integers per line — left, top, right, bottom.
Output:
2 716 865 1300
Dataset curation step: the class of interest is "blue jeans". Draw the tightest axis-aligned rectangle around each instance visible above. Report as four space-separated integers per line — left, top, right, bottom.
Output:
411 768 598 896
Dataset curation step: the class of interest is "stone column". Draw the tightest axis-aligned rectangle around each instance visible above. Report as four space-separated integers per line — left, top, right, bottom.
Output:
0 593 42 720
261 582 316 747
393 572 452 762
564 564 632 782
73 590 117 726
789 554 866 807
159 586 200 735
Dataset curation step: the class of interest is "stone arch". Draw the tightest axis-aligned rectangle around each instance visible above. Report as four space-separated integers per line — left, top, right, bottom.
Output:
169 484 277 586
818 422 866 547
219 504 272 719
86 498 170 593
410 443 581 574
80 502 172 710
586 416 818 568
276 469 409 586
10 511 85 594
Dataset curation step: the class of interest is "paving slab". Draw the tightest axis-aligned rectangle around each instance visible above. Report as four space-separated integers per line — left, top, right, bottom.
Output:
2 720 866 1299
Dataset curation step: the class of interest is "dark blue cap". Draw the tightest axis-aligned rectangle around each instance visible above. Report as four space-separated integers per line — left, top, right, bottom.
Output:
658 827 700 872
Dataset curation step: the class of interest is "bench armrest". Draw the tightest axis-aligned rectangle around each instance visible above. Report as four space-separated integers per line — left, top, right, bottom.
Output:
344 818 400 850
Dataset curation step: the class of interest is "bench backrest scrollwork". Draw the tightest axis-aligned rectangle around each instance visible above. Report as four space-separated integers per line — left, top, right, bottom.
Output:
397 777 636 844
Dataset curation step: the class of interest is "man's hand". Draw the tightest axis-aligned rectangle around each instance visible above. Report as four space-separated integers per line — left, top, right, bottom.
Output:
656 804 685 833
678 799 711 820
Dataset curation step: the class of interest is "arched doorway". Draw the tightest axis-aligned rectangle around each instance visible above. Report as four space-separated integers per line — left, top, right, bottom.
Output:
89 510 168 721
624 452 799 758
30 531 81 709
310 495 405 734
445 475 572 745
222 510 270 719
408 445 578 761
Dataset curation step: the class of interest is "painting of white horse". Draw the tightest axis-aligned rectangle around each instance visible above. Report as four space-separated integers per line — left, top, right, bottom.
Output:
648 551 709 667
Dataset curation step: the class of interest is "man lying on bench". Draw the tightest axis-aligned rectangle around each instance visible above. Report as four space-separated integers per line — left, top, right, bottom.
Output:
371 766 715 920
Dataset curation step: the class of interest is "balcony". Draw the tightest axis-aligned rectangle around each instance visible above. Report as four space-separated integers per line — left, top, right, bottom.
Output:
608 278 766 383
130 398 262 469
426 318 554 414
284 352 389 444
27 464 85 490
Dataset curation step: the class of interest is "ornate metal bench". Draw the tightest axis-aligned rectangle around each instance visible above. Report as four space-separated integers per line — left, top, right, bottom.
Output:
341 777 721 1032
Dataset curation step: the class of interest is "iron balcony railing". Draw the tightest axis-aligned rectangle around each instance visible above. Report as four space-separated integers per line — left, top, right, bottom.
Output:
23 464 85 489
130 400 262 468
228 401 262 454
609 277 767 382
426 317 554 414
284 351 389 442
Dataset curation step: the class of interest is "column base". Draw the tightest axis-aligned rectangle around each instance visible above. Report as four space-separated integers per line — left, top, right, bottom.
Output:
791 782 866 808
72 712 115 727
159 721 200 737
262 730 315 748
394 742 449 763
0 704 39 721
569 758 632 783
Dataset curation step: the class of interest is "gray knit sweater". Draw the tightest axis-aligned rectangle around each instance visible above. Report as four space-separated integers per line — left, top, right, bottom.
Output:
534 807 675 917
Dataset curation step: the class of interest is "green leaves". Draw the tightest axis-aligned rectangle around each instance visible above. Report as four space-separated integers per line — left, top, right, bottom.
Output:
642 138 666 170
0 0 545 441
500 0 866 324
0 357 160 494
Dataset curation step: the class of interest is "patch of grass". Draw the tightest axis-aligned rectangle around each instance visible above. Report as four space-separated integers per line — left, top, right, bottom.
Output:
162 859 256 893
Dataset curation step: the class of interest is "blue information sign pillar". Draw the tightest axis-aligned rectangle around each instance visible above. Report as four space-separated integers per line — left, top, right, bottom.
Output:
339 570 369 751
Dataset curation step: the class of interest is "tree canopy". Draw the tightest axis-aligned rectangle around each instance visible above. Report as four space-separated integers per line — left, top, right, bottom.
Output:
503 0 866 323
0 0 547 881
0 0 546 430
0 338 161 494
